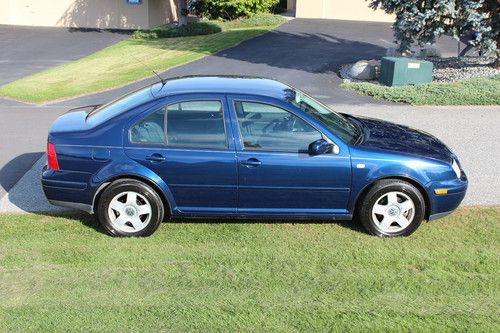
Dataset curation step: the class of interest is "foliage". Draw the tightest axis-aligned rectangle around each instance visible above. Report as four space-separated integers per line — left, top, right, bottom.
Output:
367 0 499 59
190 0 280 20
220 13 287 28
132 21 222 39
342 74 500 105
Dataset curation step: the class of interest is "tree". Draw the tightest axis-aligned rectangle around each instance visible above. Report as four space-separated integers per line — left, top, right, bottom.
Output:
177 0 189 27
367 0 499 65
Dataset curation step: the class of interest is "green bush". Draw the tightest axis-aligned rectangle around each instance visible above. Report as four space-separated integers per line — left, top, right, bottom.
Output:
221 13 287 28
190 0 280 20
132 21 222 39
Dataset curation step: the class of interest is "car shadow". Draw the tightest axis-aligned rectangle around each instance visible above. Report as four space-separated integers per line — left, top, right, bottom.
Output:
32 212 366 236
0 152 44 197
0 153 366 235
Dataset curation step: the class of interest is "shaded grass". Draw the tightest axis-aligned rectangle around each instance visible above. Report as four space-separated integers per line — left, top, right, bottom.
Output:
342 74 500 105
0 16 287 104
0 207 499 332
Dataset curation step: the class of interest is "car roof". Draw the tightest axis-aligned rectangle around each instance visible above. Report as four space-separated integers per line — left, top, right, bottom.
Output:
150 76 293 101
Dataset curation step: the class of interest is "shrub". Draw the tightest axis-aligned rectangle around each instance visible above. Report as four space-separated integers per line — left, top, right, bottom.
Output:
190 0 280 20
221 13 287 28
132 21 222 39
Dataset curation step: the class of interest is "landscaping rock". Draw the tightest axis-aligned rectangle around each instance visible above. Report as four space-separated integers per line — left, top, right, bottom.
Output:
431 57 499 82
349 60 378 80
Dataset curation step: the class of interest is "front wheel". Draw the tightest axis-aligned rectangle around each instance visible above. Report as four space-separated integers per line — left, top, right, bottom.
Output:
97 179 164 237
357 179 425 237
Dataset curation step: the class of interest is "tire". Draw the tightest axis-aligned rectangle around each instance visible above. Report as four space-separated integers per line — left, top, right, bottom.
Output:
97 179 164 237
357 179 425 237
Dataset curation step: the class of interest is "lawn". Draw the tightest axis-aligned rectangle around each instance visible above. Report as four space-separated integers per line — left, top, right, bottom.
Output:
0 207 499 332
342 74 500 105
0 16 287 104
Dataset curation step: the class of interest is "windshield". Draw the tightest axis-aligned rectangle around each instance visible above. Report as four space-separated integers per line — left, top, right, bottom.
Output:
86 86 153 127
287 89 360 144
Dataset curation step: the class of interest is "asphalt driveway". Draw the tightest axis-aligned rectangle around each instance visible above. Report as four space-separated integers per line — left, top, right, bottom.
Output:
0 24 130 86
48 18 463 108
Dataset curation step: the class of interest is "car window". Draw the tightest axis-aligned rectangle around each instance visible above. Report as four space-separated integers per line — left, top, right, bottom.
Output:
166 100 226 149
130 108 166 144
87 86 153 127
234 101 321 152
131 100 227 149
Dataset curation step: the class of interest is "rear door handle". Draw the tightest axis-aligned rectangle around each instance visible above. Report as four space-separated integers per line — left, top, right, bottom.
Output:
241 158 262 168
145 153 166 162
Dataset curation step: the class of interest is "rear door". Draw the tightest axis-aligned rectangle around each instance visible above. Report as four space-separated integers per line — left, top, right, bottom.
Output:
124 94 238 215
227 96 352 216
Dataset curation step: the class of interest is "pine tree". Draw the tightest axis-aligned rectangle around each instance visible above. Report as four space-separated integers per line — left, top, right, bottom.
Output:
368 0 499 65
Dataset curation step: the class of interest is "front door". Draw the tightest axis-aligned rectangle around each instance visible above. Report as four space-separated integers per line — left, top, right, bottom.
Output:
124 96 237 214
228 97 351 216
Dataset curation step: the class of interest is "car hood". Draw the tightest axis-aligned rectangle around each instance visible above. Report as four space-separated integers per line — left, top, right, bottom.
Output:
352 116 453 163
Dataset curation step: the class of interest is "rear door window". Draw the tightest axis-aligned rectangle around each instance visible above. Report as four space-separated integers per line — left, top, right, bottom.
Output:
130 100 227 149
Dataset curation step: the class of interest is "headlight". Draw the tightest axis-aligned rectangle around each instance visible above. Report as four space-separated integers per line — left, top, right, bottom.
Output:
451 159 461 178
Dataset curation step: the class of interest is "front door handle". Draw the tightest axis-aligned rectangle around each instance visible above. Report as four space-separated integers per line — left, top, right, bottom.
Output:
145 153 166 162
241 158 262 168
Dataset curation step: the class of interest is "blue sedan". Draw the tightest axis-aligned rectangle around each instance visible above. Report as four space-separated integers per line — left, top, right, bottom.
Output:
42 76 467 237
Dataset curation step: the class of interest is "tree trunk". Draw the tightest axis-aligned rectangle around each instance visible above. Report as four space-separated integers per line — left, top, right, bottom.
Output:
177 0 188 27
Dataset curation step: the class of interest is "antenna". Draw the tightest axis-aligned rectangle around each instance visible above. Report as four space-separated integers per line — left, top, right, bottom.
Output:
152 69 167 87
127 52 167 88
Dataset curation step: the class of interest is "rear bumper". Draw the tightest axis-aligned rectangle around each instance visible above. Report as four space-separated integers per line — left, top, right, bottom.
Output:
41 165 94 213
427 172 468 221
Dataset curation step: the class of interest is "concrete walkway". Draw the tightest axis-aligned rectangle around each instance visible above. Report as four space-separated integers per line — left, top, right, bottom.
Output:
1 104 498 214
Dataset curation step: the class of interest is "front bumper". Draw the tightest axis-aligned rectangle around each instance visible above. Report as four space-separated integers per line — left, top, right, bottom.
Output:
427 172 468 221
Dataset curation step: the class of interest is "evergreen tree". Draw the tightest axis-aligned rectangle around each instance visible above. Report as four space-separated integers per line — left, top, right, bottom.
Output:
368 0 499 65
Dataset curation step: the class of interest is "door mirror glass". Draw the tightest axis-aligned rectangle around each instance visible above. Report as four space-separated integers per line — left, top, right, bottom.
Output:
308 139 334 155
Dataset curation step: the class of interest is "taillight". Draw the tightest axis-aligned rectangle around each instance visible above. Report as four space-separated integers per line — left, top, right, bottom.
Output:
47 142 60 170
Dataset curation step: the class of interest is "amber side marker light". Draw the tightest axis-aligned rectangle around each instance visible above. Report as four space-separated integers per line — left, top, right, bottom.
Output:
434 189 448 195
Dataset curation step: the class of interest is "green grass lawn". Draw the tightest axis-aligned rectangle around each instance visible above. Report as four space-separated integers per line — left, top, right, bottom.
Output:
0 16 287 104
342 74 500 105
1 207 499 332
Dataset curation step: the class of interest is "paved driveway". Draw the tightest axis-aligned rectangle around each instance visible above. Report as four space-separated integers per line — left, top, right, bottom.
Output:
49 19 463 108
0 24 130 86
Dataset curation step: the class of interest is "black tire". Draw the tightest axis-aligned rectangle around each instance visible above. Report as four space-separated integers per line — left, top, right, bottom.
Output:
357 179 425 237
97 179 164 237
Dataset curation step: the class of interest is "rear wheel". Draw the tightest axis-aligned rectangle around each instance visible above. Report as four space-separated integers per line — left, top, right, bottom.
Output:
357 179 425 237
97 179 164 237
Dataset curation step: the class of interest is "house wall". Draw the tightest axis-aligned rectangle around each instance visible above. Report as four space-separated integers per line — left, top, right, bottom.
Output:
0 0 177 29
294 0 394 23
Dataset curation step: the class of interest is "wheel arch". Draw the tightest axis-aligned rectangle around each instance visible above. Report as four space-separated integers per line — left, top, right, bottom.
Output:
353 175 431 220
92 174 173 217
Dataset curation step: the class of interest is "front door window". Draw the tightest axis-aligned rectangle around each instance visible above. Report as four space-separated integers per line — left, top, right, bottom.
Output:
234 101 321 152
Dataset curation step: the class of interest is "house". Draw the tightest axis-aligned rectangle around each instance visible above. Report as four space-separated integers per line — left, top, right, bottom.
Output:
0 0 393 30
287 0 394 22
0 0 177 29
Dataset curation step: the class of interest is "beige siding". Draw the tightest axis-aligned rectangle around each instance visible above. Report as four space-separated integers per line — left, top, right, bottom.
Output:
295 0 394 23
0 0 177 29
148 0 177 28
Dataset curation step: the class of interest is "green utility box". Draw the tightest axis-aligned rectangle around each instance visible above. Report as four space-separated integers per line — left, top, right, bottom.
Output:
380 57 433 86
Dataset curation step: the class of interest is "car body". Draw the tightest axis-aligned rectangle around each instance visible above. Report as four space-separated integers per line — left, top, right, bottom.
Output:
42 76 467 237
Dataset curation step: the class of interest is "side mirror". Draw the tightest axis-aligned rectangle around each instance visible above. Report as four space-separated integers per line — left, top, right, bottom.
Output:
308 139 334 156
